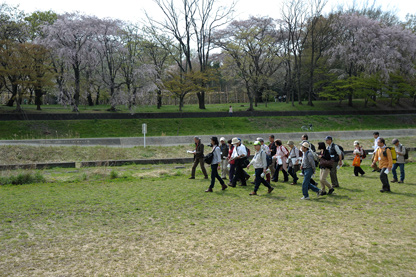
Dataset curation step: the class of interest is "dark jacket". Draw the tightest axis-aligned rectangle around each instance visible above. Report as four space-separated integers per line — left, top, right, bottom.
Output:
195 142 205 159
220 144 229 160
269 142 277 156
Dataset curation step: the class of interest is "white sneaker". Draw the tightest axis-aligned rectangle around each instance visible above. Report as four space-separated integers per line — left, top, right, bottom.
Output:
301 196 310 200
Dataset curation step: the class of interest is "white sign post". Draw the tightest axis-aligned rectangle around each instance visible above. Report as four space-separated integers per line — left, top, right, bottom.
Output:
142 123 147 148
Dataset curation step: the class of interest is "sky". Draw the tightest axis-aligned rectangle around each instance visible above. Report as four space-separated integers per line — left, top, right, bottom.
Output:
2 0 415 22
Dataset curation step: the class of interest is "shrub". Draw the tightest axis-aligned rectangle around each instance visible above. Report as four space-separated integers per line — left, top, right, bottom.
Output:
0 171 46 185
110 170 118 179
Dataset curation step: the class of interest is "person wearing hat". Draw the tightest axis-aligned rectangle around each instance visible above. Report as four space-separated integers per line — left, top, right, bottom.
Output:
287 140 300 185
205 137 228 192
229 137 248 187
219 137 229 180
353 141 366 177
300 142 322 200
372 138 393 192
246 141 274 195
189 136 208 180
391 138 406 183
325 136 342 188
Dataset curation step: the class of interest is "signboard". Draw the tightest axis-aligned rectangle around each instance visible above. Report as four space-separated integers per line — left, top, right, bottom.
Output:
142 123 147 148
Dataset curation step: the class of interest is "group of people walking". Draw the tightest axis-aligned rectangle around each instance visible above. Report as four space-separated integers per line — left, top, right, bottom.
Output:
189 132 407 199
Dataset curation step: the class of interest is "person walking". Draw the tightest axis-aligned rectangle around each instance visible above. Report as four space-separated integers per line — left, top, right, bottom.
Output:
372 138 393 193
205 137 228 192
391 138 406 184
229 137 248 187
287 141 300 185
268 135 277 176
372 132 381 172
317 142 334 196
247 141 274 195
325 136 342 188
300 142 322 200
353 141 366 177
219 137 229 180
229 106 233 116
257 137 272 184
189 136 208 179
272 140 289 183
301 134 316 152
227 139 236 185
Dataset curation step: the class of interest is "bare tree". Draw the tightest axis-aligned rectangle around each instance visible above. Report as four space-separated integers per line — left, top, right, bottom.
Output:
146 0 235 109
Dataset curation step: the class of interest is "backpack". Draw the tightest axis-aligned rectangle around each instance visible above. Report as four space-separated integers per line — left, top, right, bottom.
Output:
261 151 273 167
245 145 251 157
361 147 367 159
404 147 409 160
310 143 316 152
384 147 397 164
311 150 320 167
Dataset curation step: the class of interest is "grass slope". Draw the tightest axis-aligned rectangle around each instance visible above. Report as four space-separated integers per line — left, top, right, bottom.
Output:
1 114 416 140
0 161 415 275
0 99 415 114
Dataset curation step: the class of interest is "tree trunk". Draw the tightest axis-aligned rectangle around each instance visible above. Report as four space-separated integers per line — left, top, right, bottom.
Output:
179 96 184 112
95 87 100 105
73 65 80 112
157 89 162 109
348 92 353 107
196 91 206 109
6 84 18 107
34 87 43 110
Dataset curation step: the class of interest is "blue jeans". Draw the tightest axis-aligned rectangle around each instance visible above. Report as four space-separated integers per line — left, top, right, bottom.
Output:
210 164 225 189
392 163 405 181
302 168 320 197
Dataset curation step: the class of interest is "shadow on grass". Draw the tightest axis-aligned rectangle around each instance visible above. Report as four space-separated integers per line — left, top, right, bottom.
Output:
390 191 416 198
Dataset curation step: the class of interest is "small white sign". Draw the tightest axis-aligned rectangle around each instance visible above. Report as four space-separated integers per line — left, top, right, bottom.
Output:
142 123 147 134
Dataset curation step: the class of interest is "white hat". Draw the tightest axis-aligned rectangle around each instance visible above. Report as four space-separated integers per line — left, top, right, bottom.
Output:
354 141 360 145
231 137 239 145
220 137 226 142
301 142 310 149
256 137 264 142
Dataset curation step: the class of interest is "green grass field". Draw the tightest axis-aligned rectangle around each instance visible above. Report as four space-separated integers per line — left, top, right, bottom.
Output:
1 114 416 140
1 160 415 275
1 98 415 114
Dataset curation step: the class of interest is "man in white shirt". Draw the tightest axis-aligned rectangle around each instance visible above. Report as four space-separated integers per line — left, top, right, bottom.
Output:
229 137 248 187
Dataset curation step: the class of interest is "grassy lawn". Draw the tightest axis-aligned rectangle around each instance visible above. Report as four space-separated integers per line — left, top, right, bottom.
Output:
1 114 416 140
1 98 415 114
0 137 415 165
1 159 416 275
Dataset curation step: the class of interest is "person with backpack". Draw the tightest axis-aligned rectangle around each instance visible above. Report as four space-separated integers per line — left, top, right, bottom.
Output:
229 137 248 187
205 137 227 192
325 136 343 188
317 142 334 196
219 137 229 180
272 139 289 183
353 141 366 177
247 141 274 195
189 136 208 180
257 137 272 184
287 140 300 185
372 138 393 193
391 138 406 184
301 134 316 152
300 142 322 200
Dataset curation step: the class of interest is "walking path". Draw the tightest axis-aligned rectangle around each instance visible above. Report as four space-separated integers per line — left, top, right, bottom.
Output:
1 129 415 147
